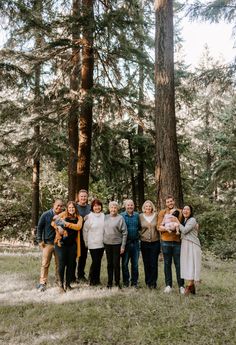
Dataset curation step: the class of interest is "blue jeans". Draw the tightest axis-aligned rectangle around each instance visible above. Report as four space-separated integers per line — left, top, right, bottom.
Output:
161 241 184 288
122 240 140 286
141 241 160 288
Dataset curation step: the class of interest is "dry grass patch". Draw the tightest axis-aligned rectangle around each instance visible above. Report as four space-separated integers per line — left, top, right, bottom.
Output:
0 246 236 345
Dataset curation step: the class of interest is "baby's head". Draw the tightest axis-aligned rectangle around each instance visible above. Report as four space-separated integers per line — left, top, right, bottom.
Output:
171 209 179 218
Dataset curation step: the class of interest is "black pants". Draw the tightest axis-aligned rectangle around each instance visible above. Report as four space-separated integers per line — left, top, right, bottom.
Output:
89 248 104 285
104 244 121 287
77 229 88 279
55 242 77 287
141 241 161 288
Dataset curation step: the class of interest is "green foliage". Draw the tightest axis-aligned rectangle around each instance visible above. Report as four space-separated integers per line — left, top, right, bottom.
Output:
182 194 236 259
186 0 236 24
0 0 235 262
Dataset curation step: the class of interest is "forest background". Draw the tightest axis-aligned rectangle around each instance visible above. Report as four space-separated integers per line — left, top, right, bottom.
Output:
0 0 236 260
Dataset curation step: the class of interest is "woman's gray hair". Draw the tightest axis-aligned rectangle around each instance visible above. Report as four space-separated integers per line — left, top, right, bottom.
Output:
142 200 156 213
109 201 119 209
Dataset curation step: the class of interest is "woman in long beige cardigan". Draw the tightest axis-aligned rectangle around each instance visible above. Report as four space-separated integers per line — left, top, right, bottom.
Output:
139 200 160 289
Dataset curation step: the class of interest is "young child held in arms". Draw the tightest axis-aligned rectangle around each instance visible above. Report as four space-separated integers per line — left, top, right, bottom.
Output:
160 209 180 235
52 215 68 247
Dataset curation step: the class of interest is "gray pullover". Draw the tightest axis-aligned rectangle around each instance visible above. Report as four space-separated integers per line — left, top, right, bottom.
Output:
103 214 127 249
179 217 201 247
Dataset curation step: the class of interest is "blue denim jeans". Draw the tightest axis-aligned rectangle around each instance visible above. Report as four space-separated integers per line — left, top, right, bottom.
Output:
122 240 140 286
141 241 160 288
161 241 184 288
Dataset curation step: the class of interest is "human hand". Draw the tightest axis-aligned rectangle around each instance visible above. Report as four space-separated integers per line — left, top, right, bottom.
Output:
39 241 46 249
58 227 64 235
159 225 166 232
120 247 125 255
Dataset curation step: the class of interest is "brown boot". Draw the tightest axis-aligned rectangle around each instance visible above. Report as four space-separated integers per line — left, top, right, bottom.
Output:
190 284 196 294
185 284 195 295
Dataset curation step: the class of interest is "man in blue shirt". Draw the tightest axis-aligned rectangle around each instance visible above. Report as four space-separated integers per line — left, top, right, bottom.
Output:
37 199 63 291
121 199 140 288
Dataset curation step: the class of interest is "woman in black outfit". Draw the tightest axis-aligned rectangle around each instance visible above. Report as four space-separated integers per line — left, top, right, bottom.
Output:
52 201 82 292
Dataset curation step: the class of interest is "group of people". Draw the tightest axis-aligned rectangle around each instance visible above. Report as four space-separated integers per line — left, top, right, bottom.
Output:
37 190 201 295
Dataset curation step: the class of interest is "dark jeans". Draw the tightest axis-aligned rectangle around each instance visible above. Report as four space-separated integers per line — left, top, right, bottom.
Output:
141 241 160 288
89 248 104 285
104 244 121 287
161 241 184 288
77 229 88 279
122 240 139 286
55 242 77 287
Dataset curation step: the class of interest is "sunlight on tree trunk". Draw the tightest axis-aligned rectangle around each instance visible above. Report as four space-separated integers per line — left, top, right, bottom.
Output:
68 0 80 201
77 0 94 192
154 0 183 209
31 0 42 243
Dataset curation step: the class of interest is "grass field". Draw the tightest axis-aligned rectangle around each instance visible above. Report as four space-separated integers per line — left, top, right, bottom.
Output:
0 245 235 345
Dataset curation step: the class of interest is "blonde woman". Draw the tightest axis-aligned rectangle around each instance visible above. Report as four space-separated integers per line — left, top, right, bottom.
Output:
139 200 160 289
104 201 127 288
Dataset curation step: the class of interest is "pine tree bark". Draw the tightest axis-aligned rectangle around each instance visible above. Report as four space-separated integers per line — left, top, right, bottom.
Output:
137 52 145 210
137 1 145 210
77 0 94 192
68 0 80 201
31 0 42 243
128 135 137 205
154 0 183 209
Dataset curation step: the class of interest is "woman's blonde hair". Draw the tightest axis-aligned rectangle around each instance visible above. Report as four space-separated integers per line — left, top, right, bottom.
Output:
142 200 156 213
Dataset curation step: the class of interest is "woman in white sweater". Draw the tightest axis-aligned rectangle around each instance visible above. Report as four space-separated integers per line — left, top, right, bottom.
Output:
83 199 105 286
179 205 201 295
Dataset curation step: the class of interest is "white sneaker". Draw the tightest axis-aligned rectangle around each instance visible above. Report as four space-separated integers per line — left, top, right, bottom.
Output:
37 283 46 292
164 285 172 293
179 286 185 295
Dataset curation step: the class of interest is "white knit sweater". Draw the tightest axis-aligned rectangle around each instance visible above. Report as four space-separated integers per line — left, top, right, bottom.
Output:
83 212 105 249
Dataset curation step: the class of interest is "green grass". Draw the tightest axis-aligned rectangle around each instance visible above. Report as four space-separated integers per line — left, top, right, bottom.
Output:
0 247 235 345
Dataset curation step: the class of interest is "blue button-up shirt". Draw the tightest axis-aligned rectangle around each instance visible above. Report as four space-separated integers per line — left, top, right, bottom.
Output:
121 211 140 242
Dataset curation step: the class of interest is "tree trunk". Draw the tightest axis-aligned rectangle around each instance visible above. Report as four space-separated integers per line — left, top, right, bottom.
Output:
31 0 42 243
154 0 183 209
77 0 94 192
128 136 137 205
31 124 40 244
68 0 80 201
136 1 145 211
137 47 145 210
205 100 212 173
137 124 145 210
